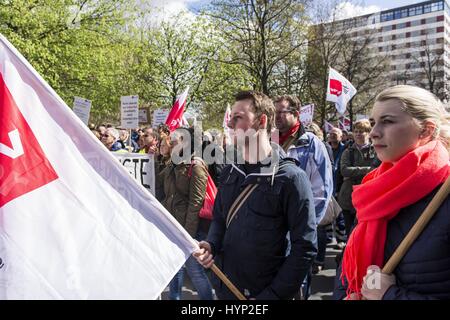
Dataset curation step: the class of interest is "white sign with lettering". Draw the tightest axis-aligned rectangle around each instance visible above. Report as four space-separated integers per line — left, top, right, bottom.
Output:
73 96 92 125
121 95 139 129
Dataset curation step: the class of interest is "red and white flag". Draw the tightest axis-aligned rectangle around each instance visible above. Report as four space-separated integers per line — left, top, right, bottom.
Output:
323 121 335 133
326 67 357 115
338 116 351 131
0 34 197 299
165 87 189 132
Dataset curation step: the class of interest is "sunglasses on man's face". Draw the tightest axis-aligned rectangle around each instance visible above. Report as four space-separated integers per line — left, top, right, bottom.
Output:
102 134 110 138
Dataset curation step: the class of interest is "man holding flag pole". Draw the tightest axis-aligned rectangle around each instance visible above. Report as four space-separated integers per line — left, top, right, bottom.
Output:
195 90 317 300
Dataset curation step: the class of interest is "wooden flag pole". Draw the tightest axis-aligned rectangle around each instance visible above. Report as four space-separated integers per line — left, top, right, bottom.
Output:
382 175 450 273
210 263 247 300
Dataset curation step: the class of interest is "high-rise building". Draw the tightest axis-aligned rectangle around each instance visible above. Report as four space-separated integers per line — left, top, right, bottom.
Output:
330 0 449 101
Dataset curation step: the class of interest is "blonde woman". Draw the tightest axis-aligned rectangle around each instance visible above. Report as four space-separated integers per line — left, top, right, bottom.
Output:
335 85 450 300
338 119 379 237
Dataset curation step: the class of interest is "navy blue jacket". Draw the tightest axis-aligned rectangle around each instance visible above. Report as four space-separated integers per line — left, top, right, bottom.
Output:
334 184 450 300
207 150 317 300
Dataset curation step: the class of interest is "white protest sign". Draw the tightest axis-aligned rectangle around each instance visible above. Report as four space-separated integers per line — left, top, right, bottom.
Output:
121 95 139 129
113 152 155 196
139 108 149 124
73 96 92 125
152 108 169 128
300 104 314 126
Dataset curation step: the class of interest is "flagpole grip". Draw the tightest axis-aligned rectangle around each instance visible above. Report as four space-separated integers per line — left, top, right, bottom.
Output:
210 264 247 300
382 175 450 274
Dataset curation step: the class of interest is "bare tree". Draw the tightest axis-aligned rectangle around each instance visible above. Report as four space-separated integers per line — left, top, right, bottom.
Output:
206 0 311 95
303 0 390 127
411 37 448 101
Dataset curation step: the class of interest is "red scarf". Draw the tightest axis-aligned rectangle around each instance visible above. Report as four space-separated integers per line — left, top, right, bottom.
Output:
279 121 300 145
342 140 449 298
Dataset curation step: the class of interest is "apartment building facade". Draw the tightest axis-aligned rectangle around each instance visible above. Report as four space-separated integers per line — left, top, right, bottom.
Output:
333 0 450 101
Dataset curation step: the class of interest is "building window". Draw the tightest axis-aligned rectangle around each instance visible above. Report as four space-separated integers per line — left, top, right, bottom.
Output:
392 24 397 30
406 21 411 27
411 19 421 27
392 34 396 40
421 40 426 46
424 4 432 13
379 47 383 52
437 26 444 33
437 15 445 22
409 5 424 16
406 53 411 59
378 36 383 42
406 42 411 48
431 1 444 12
406 32 411 38
392 44 396 50
437 37 444 44
381 11 394 22
421 19 426 25
394 8 408 19
406 63 411 70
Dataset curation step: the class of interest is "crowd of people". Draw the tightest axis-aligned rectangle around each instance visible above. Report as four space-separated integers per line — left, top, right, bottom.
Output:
92 84 449 300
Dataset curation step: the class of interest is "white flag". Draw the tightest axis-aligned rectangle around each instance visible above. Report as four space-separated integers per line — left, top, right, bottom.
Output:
338 116 351 131
299 104 314 127
323 121 335 133
326 67 357 115
0 34 197 299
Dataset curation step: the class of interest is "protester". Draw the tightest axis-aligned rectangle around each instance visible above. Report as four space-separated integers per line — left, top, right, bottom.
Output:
337 119 378 237
307 122 333 162
91 129 101 140
341 130 353 147
202 131 226 187
334 85 450 300
154 135 172 202
157 124 171 140
328 128 347 195
162 127 213 300
101 127 124 152
118 128 139 152
274 95 333 299
194 90 317 300
274 95 333 226
139 128 159 154
326 127 348 248
97 124 107 136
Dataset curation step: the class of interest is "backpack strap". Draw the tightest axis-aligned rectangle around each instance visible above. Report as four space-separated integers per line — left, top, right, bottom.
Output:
226 184 258 229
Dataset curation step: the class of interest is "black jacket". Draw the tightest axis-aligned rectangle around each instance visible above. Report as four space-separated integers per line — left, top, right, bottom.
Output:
207 148 317 300
334 184 450 300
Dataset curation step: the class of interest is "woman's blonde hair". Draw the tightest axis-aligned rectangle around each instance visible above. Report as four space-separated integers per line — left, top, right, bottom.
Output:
375 85 450 151
353 119 372 133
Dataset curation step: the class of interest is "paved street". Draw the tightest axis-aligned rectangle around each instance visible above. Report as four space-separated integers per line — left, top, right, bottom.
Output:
160 241 342 300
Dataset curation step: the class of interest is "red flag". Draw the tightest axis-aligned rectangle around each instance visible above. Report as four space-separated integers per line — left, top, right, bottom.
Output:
0 74 58 207
165 87 189 132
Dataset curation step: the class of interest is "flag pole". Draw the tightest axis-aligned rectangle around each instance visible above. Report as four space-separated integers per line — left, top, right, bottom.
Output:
210 263 247 300
382 175 450 273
